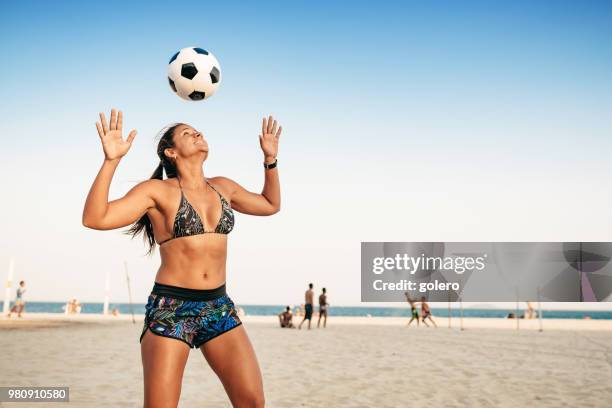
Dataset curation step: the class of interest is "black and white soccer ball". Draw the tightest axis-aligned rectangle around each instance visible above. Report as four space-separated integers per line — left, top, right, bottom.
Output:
167 46 222 101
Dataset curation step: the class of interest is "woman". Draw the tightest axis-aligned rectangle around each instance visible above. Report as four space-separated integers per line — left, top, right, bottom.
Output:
82 108 282 407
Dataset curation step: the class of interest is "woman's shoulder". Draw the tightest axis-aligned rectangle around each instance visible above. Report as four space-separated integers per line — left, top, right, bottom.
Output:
139 178 178 191
208 175 234 186
132 179 179 205
208 176 238 197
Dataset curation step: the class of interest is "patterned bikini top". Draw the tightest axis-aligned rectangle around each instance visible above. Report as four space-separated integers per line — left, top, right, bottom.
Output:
158 178 234 245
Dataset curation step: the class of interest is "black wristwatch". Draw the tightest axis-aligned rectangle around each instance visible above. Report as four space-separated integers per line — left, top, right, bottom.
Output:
264 158 278 169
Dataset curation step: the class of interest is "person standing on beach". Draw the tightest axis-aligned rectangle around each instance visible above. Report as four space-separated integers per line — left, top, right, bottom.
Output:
404 292 419 327
83 109 282 407
317 287 328 328
7 281 26 318
298 283 314 330
420 296 437 328
525 301 535 319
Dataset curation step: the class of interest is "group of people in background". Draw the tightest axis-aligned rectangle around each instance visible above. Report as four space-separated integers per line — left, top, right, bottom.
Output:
278 283 328 329
405 293 437 328
5 282 541 326
4 281 89 317
405 293 540 325
506 301 539 319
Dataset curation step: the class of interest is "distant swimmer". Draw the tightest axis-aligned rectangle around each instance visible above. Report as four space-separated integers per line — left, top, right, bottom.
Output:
420 296 437 328
317 288 328 328
404 292 419 327
7 280 26 318
298 283 314 330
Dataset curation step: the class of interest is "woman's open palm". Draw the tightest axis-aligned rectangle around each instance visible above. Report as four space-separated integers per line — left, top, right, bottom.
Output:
95 108 137 160
260 115 282 159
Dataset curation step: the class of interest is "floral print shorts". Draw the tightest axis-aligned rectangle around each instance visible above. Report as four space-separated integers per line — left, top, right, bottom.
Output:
139 282 242 349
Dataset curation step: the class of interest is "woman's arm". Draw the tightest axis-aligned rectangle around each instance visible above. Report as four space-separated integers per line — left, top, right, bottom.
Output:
215 115 282 216
215 172 279 216
82 159 157 229
82 109 155 230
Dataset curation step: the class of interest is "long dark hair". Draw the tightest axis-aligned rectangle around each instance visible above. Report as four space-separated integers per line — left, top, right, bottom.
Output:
123 123 184 255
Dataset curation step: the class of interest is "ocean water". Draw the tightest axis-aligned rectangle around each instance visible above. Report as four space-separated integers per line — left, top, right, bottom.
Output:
5 302 612 320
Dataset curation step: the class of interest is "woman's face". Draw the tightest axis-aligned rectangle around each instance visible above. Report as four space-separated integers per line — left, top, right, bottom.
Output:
168 124 209 160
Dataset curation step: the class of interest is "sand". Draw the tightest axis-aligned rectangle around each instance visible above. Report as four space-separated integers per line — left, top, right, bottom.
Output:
1 314 612 407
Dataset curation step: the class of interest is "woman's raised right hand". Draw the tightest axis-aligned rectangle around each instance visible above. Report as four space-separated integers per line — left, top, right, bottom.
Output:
95 108 137 161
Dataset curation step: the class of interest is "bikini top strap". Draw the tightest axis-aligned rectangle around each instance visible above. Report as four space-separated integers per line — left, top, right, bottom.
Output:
206 179 229 205
205 179 221 196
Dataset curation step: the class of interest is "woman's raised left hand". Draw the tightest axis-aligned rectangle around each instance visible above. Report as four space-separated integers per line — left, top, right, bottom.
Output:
260 115 282 161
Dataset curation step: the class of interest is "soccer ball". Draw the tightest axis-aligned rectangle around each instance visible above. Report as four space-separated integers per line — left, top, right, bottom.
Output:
167 46 222 101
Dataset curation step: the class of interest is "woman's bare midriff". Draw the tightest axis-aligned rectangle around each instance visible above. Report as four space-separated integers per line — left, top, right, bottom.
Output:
156 234 228 289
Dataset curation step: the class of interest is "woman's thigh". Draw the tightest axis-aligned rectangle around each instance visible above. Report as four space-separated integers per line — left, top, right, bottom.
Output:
200 325 264 407
141 329 191 408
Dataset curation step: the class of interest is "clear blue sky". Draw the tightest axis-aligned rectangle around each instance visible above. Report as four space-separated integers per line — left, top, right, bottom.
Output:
1 0 611 306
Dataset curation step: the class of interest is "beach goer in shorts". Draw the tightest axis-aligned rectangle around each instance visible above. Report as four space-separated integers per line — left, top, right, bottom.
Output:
317 288 329 328
404 292 419 327
84 111 283 406
8 281 26 318
317 288 328 328
420 296 437 328
298 283 314 330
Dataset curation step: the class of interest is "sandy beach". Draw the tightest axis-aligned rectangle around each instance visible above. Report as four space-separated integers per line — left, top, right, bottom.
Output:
1 314 612 407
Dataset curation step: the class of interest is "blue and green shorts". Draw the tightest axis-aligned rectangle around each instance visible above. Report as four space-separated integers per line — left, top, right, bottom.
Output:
139 282 242 349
